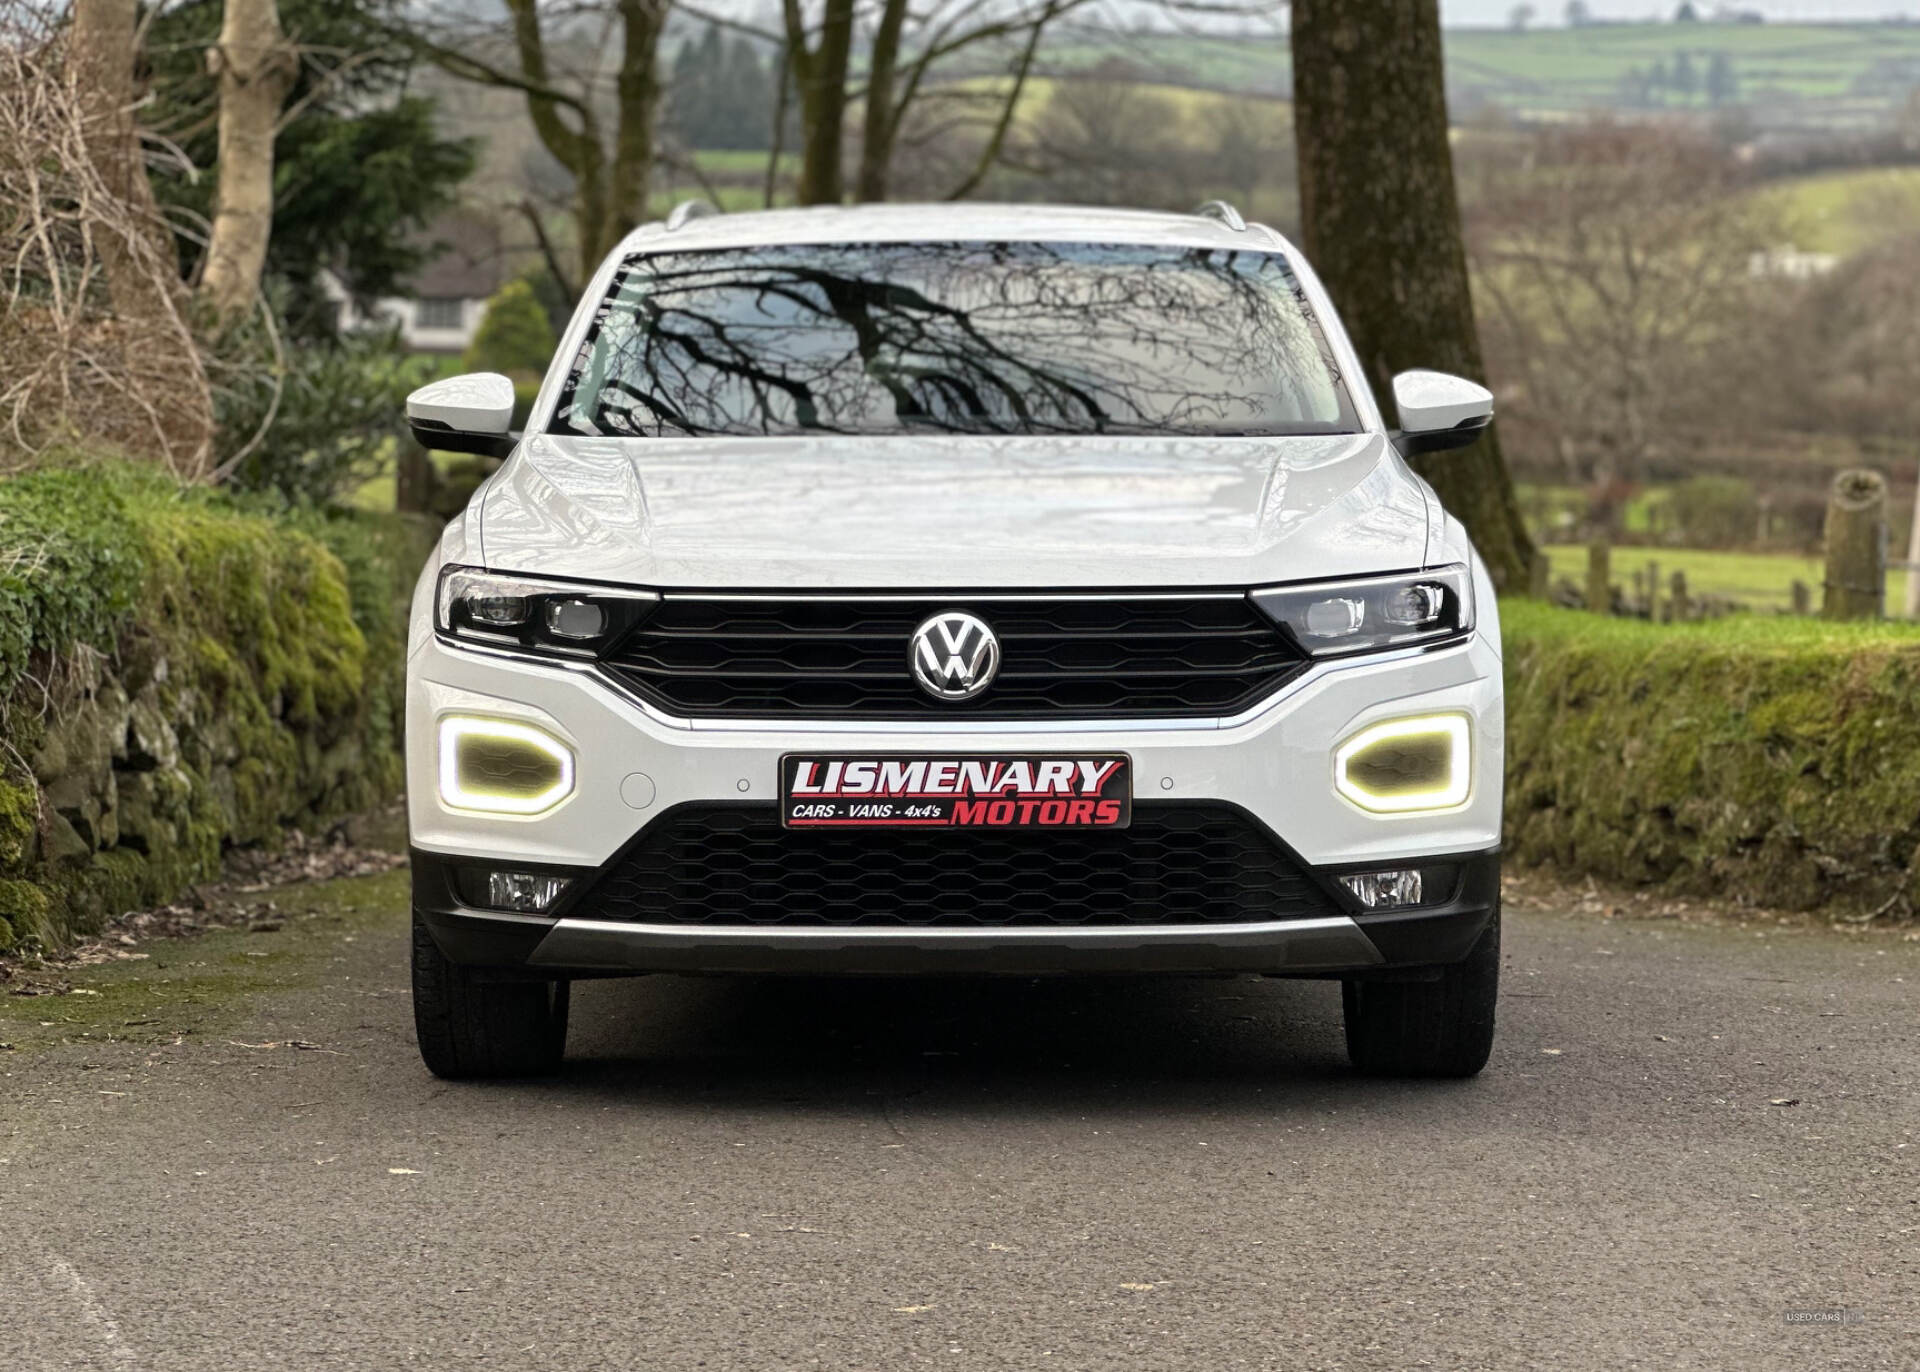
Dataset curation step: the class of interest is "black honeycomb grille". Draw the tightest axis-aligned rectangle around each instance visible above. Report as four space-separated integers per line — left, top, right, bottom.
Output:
563 803 1342 928
600 593 1305 719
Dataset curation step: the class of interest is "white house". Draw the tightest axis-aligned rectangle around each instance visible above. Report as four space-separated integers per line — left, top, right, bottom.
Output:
1747 245 1839 281
325 213 509 354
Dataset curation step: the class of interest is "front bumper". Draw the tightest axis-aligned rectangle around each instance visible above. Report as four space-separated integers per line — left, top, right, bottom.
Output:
406 624 1504 978
413 845 1500 978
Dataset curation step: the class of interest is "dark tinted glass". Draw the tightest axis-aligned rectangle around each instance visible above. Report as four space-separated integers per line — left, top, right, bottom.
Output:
550 241 1357 438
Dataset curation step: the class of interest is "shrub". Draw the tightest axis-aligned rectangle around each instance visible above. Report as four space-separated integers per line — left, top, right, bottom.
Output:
0 458 149 701
216 328 436 506
462 279 556 430
1666 475 1760 549
463 279 555 376
1504 600 1920 914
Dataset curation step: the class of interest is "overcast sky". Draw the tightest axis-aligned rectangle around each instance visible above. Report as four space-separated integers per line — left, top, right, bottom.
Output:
1440 0 1916 22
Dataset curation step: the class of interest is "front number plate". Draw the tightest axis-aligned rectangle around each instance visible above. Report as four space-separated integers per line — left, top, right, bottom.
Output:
780 754 1132 830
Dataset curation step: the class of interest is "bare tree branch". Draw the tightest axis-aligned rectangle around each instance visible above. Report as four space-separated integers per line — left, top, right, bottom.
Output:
517 198 577 303
941 0 1060 201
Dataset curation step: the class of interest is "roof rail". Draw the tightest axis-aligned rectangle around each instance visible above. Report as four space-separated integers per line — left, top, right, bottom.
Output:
665 199 721 231
1193 199 1247 232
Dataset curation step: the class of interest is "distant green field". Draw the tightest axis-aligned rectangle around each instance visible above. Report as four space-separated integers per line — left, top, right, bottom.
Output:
648 184 783 215
1754 166 1920 255
1045 22 1920 123
690 149 799 178
1544 543 1912 613
1445 22 1920 103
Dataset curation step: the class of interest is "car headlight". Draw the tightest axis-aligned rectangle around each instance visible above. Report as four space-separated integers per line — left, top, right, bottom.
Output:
436 566 657 657
1251 565 1473 657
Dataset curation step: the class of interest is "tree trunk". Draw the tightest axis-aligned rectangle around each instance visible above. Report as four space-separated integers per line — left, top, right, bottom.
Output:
787 0 854 205
70 0 176 292
198 0 297 328
504 0 607 273
605 0 668 257
855 0 909 202
1291 0 1539 592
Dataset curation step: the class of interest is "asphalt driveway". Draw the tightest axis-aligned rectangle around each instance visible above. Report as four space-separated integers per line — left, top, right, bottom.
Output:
1 873 1914 1370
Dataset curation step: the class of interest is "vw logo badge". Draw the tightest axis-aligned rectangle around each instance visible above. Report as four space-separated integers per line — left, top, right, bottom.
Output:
909 611 1000 701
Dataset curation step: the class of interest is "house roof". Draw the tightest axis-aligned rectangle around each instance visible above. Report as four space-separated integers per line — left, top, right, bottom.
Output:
410 211 509 300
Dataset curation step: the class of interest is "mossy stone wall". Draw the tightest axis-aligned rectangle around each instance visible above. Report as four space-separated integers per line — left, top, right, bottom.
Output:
0 465 435 953
1505 600 1920 915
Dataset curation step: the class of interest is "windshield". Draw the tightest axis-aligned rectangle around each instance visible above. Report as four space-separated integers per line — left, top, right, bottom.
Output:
549 241 1358 439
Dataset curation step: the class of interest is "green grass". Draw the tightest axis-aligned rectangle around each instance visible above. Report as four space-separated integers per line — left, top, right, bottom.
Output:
1505 593 1920 645
1753 166 1920 256
648 184 787 216
690 149 799 177
0 868 407 1052
1543 543 1912 613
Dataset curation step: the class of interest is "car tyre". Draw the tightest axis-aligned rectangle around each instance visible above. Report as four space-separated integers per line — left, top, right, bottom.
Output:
412 912 569 1079
1342 903 1499 1078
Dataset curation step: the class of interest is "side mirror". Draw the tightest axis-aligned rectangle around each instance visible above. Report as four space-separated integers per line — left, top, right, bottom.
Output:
1390 370 1493 457
407 372 519 459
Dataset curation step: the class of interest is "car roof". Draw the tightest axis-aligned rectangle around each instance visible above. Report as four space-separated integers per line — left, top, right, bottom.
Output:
615 201 1295 260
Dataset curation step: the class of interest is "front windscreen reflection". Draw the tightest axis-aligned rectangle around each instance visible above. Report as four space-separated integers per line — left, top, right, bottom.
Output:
551 241 1358 439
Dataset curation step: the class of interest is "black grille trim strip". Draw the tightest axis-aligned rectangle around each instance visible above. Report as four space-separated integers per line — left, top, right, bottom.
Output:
599 591 1308 720
553 801 1348 930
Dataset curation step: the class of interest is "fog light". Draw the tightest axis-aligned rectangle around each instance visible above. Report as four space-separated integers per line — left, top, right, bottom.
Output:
1339 870 1424 910
438 716 575 816
1334 712 1471 814
485 871 571 913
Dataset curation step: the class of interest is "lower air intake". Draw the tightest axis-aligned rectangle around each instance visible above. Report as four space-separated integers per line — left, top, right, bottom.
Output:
562 802 1343 929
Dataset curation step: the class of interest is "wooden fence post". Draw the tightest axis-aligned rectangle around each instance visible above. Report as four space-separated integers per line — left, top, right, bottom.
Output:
1823 469 1887 621
1586 538 1611 614
395 440 438 515
1790 580 1811 615
1906 460 1920 619
1670 569 1690 622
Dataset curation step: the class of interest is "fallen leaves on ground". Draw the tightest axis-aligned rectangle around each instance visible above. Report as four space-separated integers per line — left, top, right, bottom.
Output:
0 809 407 978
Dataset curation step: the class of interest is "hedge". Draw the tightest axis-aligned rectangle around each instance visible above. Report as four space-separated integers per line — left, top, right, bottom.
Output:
0 461 434 953
1504 599 1920 914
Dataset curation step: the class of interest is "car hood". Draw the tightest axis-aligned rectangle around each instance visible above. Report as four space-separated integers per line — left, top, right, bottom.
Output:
477 432 1431 589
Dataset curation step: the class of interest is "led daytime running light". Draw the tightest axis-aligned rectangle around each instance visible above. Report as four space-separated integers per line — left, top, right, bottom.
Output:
1334 713 1472 814
437 715 576 816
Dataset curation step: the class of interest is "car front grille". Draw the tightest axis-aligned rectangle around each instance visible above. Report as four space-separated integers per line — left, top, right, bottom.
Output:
559 803 1344 929
599 592 1306 719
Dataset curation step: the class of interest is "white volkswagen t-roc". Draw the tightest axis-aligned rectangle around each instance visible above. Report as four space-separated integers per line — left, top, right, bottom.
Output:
403 201 1504 1080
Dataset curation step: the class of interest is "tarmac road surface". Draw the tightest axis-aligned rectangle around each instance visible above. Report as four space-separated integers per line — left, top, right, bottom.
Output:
1 873 1914 1370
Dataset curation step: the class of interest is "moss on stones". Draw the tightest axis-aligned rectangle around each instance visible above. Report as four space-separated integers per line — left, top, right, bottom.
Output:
1505 600 1920 915
0 463 435 952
